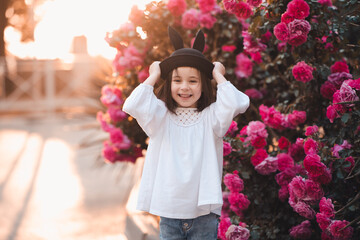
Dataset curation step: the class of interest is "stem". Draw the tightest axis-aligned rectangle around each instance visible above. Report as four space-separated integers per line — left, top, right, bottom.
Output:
346 157 359 179
335 192 360 215
339 215 360 231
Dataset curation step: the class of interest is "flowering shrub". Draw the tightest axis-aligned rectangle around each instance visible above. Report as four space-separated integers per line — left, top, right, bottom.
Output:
100 0 360 239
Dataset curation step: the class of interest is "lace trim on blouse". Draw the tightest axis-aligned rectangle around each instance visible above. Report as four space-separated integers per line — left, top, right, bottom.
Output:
170 108 203 126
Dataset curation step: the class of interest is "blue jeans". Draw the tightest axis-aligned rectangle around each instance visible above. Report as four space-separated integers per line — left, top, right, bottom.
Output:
159 213 219 240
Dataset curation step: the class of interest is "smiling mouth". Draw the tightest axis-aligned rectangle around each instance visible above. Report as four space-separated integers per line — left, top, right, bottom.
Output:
178 94 192 98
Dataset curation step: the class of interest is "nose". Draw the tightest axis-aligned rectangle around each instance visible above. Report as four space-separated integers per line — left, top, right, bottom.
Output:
180 82 190 90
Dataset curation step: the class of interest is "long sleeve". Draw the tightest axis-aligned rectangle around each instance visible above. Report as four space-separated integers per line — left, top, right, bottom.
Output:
210 81 250 137
122 84 167 137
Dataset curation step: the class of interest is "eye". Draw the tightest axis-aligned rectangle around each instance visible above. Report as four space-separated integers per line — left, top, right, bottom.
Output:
190 79 199 83
173 78 181 82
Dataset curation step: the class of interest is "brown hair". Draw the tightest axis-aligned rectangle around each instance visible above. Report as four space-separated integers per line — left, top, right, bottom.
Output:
155 68 215 113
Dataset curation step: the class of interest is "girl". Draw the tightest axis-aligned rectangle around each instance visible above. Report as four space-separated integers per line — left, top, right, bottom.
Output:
123 27 250 240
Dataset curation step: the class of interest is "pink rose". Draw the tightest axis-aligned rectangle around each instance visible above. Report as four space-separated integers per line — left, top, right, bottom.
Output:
347 77 360 90
293 201 316 219
310 168 332 185
305 125 319 136
247 121 268 139
289 176 306 200
196 0 216 13
316 213 332 230
100 85 124 107
292 61 314 82
245 88 263 100
251 148 268 166
223 141 232 156
281 11 295 24
97 111 114 132
320 81 337 100
228 192 251 212
217 217 232 240
327 72 353 88
108 107 127 122
199 13 217 29
222 45 236 52
328 220 354 239
278 136 290 150
223 0 237 13
276 168 296 186
242 31 267 53
304 138 318 154
330 60 349 73
318 0 332 7
167 0 187 17
246 0 262 8
303 154 326 177
287 0 310 19
287 19 311 46
102 141 118 163
289 142 305 162
232 2 253 20
224 171 244 193
251 136 267 149
319 197 335 218
181 9 200 29
112 134 131 150
225 224 250 240
344 156 355 172
274 22 289 41
249 52 262 64
278 185 289 201
261 30 272 43
109 128 124 143
277 153 295 171
332 140 352 158
304 179 324 202
235 53 253 78
326 105 339 123
226 121 238 136
287 110 307 127
289 220 312 239
339 82 359 106
255 156 278 175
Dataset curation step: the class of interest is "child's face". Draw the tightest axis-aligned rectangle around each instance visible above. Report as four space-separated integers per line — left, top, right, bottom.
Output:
171 67 202 108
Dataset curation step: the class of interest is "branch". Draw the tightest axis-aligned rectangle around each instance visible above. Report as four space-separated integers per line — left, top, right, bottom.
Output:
346 157 360 179
335 192 360 215
339 215 360 231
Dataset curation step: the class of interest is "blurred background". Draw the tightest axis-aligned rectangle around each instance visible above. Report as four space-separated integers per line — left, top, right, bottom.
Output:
0 0 159 239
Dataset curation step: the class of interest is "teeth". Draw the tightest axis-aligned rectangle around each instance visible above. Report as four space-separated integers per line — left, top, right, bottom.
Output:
179 94 191 98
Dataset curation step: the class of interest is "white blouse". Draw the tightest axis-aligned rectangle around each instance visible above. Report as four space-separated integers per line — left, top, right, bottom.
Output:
122 81 249 219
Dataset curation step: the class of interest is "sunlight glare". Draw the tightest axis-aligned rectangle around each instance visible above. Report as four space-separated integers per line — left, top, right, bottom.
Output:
5 0 157 59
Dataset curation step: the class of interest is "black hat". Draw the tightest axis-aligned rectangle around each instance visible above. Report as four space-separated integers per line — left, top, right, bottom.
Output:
159 26 214 80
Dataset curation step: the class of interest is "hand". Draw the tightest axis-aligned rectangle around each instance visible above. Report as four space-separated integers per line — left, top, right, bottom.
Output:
149 61 161 79
213 62 225 76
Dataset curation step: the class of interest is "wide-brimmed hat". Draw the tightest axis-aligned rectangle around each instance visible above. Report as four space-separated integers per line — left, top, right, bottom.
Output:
159 26 214 80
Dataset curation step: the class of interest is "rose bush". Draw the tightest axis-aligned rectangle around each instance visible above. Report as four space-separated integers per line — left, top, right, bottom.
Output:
99 0 360 239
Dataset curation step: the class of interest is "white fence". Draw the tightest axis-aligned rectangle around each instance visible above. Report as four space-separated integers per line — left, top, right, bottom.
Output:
0 55 100 114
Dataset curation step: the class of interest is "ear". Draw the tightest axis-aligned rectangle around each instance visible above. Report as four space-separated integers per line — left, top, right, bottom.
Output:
168 26 184 50
192 29 205 52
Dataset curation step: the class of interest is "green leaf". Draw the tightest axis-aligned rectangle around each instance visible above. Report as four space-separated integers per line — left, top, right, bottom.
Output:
341 113 350 123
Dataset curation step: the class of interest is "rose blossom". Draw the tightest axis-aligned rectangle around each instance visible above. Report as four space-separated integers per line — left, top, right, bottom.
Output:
97 111 114 132
293 201 316 219
246 0 262 8
289 176 306 200
226 121 238 136
287 19 311 46
222 45 236 52
251 148 268 166
167 0 187 17
224 170 244 192
242 31 267 53
316 213 332 230
328 220 354 239
332 140 352 158
281 11 295 24
255 156 278 175
278 136 290 150
251 136 267 149
259 105 286 130
287 0 310 19
101 85 124 107
330 60 349 73
223 141 232 156
305 125 319 136
217 217 232 240
274 22 289 41
346 77 360 90
279 185 289 201
320 81 337 100
289 220 312 239
344 156 355 172
339 82 359 106
326 105 339 123
245 88 263 100
287 110 307 127
247 121 268 139
277 153 295 171
304 138 318 154
310 167 332 185
276 168 296 186
289 142 305 162
319 197 335 218
318 0 332 7
199 13 217 29
223 0 237 13
108 107 127 122
181 9 200 29
196 0 216 13
304 179 324 202
235 53 253 78
303 154 326 177
109 128 124 143
102 141 118 163
232 2 253 20
292 61 314 82
327 72 353 89
225 224 250 240
228 193 250 215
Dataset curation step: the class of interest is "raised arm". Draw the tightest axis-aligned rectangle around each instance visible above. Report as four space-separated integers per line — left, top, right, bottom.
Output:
212 62 227 85
143 61 161 86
